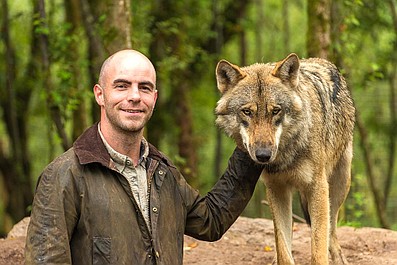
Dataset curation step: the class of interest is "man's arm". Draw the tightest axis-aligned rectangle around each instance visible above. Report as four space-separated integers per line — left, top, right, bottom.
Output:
25 156 80 264
182 147 263 241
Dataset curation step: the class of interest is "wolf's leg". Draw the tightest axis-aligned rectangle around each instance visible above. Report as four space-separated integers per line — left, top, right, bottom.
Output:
305 172 330 265
266 184 294 265
328 145 352 265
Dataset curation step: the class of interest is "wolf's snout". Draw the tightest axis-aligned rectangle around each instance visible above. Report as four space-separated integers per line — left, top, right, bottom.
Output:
255 148 272 163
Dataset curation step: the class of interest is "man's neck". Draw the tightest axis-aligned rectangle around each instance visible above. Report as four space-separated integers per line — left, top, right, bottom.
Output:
99 123 143 166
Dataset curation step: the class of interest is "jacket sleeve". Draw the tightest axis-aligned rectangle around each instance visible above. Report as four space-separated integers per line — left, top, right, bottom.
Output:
25 154 80 264
183 147 263 241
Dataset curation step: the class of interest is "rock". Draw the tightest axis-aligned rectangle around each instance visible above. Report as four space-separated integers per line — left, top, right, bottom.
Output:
7 217 30 239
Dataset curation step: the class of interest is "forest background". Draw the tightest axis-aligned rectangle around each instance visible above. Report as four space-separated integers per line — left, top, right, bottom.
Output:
1 0 397 237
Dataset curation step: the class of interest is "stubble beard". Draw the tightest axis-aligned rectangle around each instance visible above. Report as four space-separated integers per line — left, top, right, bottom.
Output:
105 106 153 135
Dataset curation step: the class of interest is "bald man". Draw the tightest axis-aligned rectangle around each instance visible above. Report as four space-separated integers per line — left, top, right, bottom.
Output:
25 50 263 265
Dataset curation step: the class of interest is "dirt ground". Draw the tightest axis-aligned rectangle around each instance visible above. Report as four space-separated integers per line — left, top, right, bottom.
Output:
1 217 396 265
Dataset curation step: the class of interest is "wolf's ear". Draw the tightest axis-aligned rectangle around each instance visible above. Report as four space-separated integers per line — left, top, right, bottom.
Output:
271 53 300 88
216 60 246 94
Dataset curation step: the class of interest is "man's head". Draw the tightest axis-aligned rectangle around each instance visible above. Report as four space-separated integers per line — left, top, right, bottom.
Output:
94 49 158 136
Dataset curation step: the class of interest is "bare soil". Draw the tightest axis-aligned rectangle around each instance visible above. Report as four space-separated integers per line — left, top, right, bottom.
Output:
1 217 396 265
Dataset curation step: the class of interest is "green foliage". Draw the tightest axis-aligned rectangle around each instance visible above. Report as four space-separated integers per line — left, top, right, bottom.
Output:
337 0 397 228
342 173 367 227
49 21 89 118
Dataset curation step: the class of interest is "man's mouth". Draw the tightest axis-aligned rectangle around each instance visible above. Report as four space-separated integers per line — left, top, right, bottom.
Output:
123 109 143 113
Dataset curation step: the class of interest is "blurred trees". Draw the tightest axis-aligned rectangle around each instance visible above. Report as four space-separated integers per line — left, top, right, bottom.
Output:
1 0 397 235
337 0 397 229
1 0 34 228
306 0 397 229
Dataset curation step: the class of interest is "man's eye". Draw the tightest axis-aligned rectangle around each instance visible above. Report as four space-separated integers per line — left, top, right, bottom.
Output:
115 84 127 89
140 86 154 93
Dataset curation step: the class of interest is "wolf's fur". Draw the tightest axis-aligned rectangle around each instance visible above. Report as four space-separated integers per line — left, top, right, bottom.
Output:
215 53 355 265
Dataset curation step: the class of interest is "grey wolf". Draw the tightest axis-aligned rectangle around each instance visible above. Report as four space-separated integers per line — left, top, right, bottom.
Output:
215 53 355 265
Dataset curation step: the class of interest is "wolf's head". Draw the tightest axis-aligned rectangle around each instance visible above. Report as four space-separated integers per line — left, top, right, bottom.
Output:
215 53 306 165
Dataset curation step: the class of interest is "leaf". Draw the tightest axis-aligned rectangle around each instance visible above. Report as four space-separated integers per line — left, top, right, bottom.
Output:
263 245 273 252
184 241 198 251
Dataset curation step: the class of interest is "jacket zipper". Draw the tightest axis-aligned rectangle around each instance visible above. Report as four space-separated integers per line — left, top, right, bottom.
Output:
112 166 156 256
112 157 160 262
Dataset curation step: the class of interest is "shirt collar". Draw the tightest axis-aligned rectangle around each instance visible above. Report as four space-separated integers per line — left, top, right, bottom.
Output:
97 123 149 168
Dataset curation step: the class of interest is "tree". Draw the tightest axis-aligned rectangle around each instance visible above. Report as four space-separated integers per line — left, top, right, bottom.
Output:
0 0 34 229
330 0 395 228
146 0 254 185
147 1 199 184
386 0 397 217
307 0 331 58
78 0 132 123
64 0 89 140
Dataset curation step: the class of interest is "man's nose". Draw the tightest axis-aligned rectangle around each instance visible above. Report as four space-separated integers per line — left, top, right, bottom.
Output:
126 86 141 101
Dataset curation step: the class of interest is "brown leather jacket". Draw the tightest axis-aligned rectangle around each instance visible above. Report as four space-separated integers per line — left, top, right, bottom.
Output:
25 124 263 265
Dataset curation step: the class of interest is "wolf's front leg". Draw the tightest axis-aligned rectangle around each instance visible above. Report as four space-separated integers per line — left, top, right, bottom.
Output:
266 184 294 265
306 176 330 265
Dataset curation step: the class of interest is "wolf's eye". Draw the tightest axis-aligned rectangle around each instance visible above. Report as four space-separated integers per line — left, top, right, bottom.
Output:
272 107 281 115
241 109 253 117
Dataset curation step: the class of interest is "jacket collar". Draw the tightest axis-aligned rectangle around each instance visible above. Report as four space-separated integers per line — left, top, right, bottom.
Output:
73 123 175 169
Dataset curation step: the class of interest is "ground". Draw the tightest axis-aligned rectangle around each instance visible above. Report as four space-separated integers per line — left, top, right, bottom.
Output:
1 217 396 265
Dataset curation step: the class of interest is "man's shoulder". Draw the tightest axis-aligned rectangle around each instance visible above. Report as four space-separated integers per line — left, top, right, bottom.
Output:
43 148 80 173
34 148 83 191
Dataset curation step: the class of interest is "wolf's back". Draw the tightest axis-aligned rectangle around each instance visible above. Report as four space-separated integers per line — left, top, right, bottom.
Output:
298 58 355 149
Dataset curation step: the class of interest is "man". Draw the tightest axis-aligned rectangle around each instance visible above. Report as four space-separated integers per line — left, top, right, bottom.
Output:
25 49 263 264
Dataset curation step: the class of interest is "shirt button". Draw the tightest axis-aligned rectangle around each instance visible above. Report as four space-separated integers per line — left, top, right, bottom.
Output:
126 160 131 166
152 207 158 213
158 170 164 175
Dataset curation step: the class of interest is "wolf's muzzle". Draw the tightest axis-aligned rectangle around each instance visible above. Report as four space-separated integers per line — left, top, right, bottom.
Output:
255 148 272 163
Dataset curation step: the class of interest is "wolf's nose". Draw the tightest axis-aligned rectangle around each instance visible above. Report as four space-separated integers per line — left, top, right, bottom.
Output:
255 148 272 163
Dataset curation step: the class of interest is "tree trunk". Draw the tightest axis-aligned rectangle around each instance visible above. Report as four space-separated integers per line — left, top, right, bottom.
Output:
175 76 198 184
79 0 106 122
148 1 198 184
147 0 253 185
81 0 132 123
307 0 331 58
330 0 343 65
87 0 132 54
0 0 33 226
204 0 251 54
36 0 71 151
64 0 88 140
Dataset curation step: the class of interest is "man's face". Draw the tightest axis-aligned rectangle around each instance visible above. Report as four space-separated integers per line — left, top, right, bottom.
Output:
95 52 158 134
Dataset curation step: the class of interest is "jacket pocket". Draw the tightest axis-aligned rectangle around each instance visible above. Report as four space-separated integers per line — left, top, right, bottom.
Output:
93 237 111 264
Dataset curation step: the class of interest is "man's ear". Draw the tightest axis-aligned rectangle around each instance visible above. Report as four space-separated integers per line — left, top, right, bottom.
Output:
216 60 246 94
271 53 300 88
93 84 104 106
